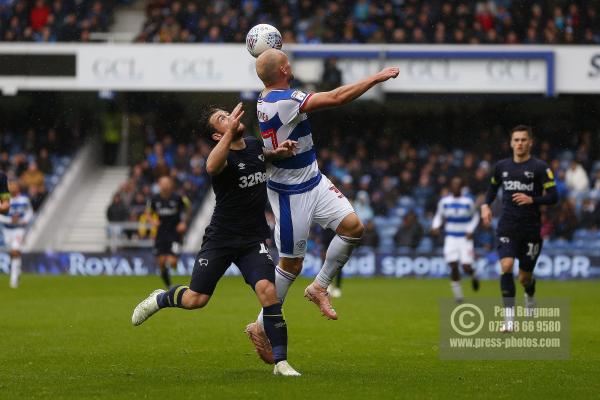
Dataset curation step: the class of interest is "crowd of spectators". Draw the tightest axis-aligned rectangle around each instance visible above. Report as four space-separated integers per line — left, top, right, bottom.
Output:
105 98 600 254
3 0 598 45
0 0 115 42
136 0 600 45
0 128 73 211
106 131 211 244
307 126 600 253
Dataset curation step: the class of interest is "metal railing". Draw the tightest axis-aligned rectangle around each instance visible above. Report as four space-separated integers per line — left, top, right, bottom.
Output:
106 222 154 253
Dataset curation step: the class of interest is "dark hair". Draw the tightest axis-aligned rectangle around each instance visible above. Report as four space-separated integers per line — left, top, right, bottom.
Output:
510 125 533 138
198 106 222 140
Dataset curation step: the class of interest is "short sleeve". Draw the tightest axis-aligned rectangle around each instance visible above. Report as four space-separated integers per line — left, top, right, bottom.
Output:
277 90 311 125
539 161 556 190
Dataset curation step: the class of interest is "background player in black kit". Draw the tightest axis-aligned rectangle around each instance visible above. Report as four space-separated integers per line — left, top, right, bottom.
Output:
131 103 301 376
147 176 191 288
481 125 558 331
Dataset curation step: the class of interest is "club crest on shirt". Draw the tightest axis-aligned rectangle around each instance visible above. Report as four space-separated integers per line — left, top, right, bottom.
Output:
502 171 508 178
197 258 209 267
295 240 307 251
524 171 534 178
258 154 265 162
238 163 246 170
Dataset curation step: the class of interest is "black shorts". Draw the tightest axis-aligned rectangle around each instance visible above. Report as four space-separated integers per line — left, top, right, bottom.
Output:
189 240 275 295
154 232 182 256
496 232 543 272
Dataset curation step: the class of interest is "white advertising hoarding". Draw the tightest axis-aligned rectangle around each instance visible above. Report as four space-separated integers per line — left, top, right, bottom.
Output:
77 44 262 91
383 58 547 93
555 46 600 94
0 44 598 95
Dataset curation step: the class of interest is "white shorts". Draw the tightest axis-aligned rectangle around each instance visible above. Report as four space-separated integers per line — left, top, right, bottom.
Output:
268 174 355 258
443 235 474 265
3 228 25 252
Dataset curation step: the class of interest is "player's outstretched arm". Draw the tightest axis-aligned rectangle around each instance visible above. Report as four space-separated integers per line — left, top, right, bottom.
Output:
206 103 245 176
301 67 399 113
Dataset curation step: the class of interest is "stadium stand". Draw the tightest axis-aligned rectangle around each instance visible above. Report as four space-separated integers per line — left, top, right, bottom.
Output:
2 1 598 44
313 127 600 254
0 0 116 42
0 128 82 246
134 0 600 45
0 91 99 249
0 129 73 207
106 123 211 250
104 103 600 254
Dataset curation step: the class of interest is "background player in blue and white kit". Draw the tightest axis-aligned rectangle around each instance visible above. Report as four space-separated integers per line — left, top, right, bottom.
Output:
0 181 33 288
431 177 480 303
481 125 558 331
252 48 399 321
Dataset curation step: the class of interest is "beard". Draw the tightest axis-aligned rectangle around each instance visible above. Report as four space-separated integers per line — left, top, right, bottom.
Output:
287 73 295 83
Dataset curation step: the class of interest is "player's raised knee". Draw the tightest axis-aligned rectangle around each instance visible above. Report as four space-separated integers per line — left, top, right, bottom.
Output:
337 213 364 239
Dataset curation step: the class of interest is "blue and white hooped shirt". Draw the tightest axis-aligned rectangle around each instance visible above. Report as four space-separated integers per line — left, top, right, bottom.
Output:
431 195 480 238
256 88 321 195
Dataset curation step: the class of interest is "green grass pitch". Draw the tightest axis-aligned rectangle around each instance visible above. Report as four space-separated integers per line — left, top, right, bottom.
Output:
1 275 599 399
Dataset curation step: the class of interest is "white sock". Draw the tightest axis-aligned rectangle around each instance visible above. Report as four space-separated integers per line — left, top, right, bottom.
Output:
504 306 515 327
315 235 360 289
524 293 536 311
10 257 21 288
451 281 463 301
258 266 296 326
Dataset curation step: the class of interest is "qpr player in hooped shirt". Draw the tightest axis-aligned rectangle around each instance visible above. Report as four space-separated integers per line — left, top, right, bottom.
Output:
431 176 480 303
252 48 399 329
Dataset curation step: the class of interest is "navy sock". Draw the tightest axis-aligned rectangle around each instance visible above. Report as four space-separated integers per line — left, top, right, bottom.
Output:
500 272 516 308
524 278 536 297
157 285 188 309
160 268 171 288
262 303 288 364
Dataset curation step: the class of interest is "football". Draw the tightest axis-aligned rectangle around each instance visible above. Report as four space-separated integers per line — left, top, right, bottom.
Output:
246 24 283 58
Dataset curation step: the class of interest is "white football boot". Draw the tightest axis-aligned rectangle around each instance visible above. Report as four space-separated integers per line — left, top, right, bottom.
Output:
273 360 301 377
499 320 514 333
131 289 165 326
